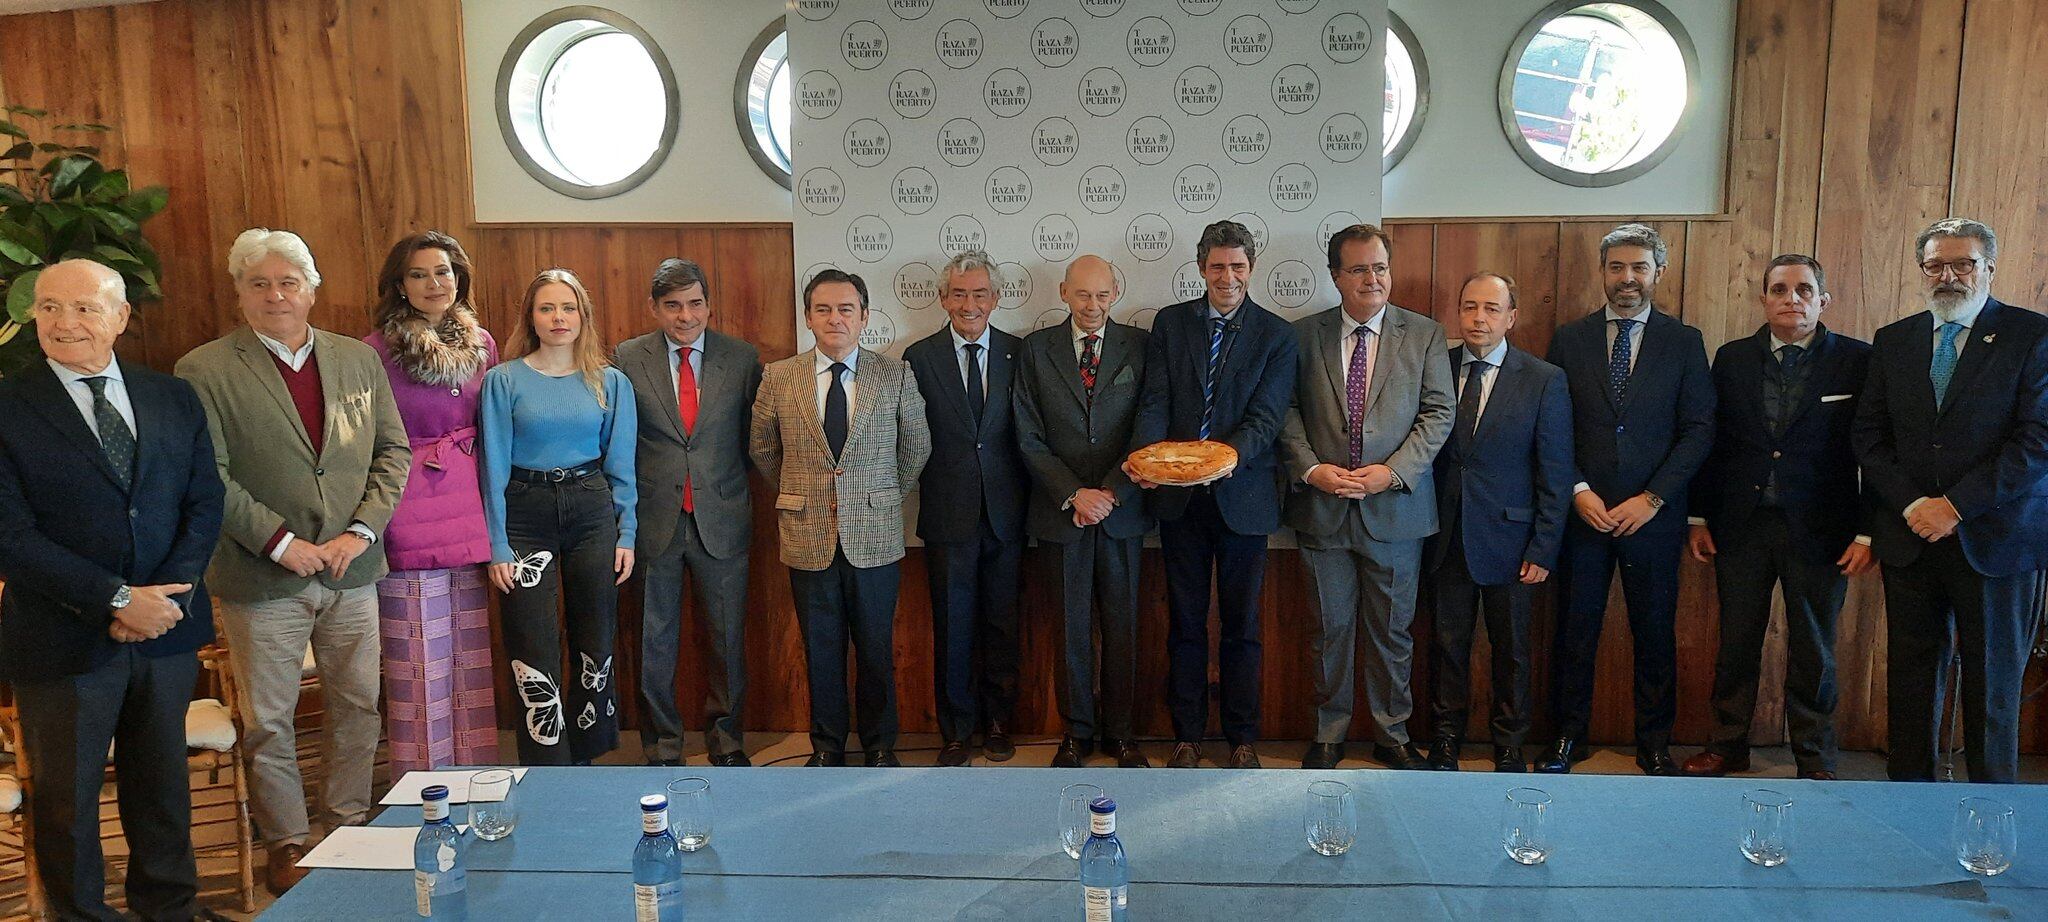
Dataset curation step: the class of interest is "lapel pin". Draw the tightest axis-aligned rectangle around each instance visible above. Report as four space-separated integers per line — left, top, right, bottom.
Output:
1983 334 1995 344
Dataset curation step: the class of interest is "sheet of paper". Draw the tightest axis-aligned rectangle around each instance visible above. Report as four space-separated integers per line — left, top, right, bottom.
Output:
295 824 472 869
379 768 529 805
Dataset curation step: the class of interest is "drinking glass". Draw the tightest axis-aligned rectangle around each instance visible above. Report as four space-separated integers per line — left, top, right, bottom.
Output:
1304 780 1356 857
1953 797 2017 876
1740 789 1793 867
1501 787 1551 865
667 777 712 852
467 769 518 841
1060 783 1105 859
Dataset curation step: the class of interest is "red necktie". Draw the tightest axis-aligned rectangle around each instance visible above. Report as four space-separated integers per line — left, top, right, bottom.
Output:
678 345 698 512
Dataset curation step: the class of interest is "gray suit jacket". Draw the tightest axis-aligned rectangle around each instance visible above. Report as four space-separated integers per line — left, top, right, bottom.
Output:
1013 319 1150 543
1279 304 1456 545
615 329 762 561
176 326 412 602
749 347 932 571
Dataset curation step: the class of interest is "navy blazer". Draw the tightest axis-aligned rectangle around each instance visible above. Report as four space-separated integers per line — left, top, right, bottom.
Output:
1546 307 1716 530
1428 345 1576 585
1693 325 1873 564
1132 296 1299 535
0 360 224 680
1852 299 2048 577
904 325 1028 544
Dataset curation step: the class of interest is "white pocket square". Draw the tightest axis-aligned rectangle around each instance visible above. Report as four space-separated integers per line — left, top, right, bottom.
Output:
1820 394 1853 403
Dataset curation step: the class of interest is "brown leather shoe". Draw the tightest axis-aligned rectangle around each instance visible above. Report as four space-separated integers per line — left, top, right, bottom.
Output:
266 843 310 894
1798 769 1837 781
1681 751 1750 777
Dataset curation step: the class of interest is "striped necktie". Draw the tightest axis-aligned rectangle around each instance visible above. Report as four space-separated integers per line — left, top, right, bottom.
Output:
1201 316 1226 439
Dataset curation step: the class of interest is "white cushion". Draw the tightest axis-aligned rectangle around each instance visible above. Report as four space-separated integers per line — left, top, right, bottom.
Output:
186 699 237 752
0 774 19 813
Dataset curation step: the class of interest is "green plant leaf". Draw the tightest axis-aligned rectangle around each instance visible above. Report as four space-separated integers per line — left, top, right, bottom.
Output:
1 142 30 160
52 123 113 132
0 121 26 139
46 155 98 199
0 235 39 267
91 243 144 269
87 205 139 237
90 170 129 202
5 269 40 323
0 185 26 208
2 106 49 118
119 185 168 220
36 142 67 153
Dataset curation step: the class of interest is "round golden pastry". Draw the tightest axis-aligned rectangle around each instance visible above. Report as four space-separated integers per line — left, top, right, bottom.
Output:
1126 439 1239 486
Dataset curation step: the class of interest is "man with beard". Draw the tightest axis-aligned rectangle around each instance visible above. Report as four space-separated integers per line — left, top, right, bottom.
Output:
1854 218 2048 784
1536 223 1715 776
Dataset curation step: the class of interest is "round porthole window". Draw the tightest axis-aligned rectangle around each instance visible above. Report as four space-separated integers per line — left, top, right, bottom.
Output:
735 19 795 189
1498 0 1695 186
497 6 680 199
1382 12 1429 172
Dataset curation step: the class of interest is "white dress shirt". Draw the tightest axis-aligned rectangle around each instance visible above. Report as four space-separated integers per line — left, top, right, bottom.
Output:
1456 338 1509 425
47 356 136 441
1072 322 1107 362
252 327 317 371
1603 305 1651 374
667 333 705 397
949 324 991 398
815 347 858 419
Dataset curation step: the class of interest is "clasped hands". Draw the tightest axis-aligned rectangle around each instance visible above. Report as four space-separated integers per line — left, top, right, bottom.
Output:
1573 491 1660 537
1306 463 1396 499
1070 487 1118 528
277 532 372 580
109 582 191 643
1906 496 1961 543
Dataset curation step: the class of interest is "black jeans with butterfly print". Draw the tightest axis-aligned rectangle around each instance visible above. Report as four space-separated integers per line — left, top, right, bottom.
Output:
499 470 621 764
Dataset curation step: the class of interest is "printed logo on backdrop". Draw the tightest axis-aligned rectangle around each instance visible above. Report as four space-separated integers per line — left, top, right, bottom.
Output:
1127 214 1175 262
842 21 887 71
1033 18 1078 67
1128 307 1157 328
1127 117 1175 166
844 119 891 168
1323 13 1371 64
1178 0 1223 15
891 167 938 215
1267 260 1318 309
890 0 932 20
1175 66 1222 116
797 168 846 216
846 215 894 263
1173 261 1206 302
889 70 937 119
1032 117 1079 166
1229 212 1270 253
1319 211 1364 252
998 262 1032 308
935 20 983 70
1320 114 1369 163
895 262 939 310
1279 0 1323 13
1033 214 1079 261
1034 307 1067 331
985 0 1027 20
1079 165 1126 215
1224 15 1273 65
1080 0 1123 18
1223 115 1270 165
937 118 985 167
1272 65 1320 115
984 166 1033 215
1126 17 1175 67
797 71 842 119
1078 67 1127 118
796 0 837 22
1111 264 1128 307
1269 163 1319 213
940 214 986 257
802 263 840 290
984 69 1032 119
1174 164 1221 213
860 308 898 350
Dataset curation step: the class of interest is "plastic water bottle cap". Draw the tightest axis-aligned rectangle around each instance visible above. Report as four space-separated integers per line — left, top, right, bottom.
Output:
1090 796 1115 814
422 785 449 802
641 794 669 812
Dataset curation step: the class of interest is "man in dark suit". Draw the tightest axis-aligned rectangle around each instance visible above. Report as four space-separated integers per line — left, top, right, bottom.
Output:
904 250 1029 766
1014 255 1151 768
1125 220 1299 769
616 258 762 767
1425 272 1574 773
1538 223 1715 776
1854 218 2048 784
0 260 225 921
1684 255 1874 781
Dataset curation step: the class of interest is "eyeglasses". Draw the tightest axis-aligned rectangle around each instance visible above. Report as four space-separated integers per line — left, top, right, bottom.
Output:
1339 264 1391 279
1920 258 1983 279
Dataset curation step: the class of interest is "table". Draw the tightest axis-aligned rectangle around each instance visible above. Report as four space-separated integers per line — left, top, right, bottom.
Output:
263 767 2047 919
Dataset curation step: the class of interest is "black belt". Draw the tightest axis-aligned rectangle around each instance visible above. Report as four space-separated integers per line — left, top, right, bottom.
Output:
510 462 602 483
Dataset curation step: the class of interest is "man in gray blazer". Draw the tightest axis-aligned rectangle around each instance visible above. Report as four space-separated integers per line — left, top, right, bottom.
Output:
1014 255 1152 768
750 269 931 766
616 259 763 767
1280 224 1456 771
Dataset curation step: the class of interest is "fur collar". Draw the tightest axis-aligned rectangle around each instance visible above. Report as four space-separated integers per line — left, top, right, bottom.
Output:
384 310 488 386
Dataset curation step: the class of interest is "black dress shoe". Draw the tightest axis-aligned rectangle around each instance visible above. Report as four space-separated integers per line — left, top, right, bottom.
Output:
1301 742 1344 770
1113 740 1151 768
1167 741 1201 768
645 757 683 767
983 722 1016 762
937 740 970 766
709 750 752 767
1229 744 1261 769
1636 748 1679 776
805 751 846 767
1494 746 1527 772
1052 737 1088 767
1534 738 1587 774
1427 736 1462 771
1371 742 1431 770
864 749 902 767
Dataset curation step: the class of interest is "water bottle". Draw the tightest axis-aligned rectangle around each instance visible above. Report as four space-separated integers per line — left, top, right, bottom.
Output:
632 794 685 921
1078 796 1128 921
413 784 467 920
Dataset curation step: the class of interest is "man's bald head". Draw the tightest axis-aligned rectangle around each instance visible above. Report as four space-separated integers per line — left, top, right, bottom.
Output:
34 259 131 374
1060 255 1119 333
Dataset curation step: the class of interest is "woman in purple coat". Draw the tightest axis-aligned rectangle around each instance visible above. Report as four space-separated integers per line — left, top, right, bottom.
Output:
364 231 500 773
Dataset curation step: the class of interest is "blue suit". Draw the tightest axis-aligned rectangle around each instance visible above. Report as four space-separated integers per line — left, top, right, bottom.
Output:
1853 298 2048 782
1132 295 1298 747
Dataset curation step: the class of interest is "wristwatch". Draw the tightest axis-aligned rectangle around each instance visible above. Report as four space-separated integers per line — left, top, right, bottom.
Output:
110 585 133 610
1644 492 1666 509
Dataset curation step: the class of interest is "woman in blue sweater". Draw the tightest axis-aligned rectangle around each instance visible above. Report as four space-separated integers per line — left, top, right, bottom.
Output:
481 267 637 764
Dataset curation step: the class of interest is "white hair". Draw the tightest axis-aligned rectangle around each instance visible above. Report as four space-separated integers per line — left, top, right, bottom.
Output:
228 227 322 289
942 249 1004 291
40 258 128 307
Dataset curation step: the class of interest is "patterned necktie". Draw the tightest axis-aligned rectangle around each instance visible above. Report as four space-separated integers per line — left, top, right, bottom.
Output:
1455 358 1486 450
1345 324 1373 467
677 345 697 512
1200 317 1227 440
824 362 849 459
1931 321 1963 410
1609 318 1638 401
1778 342 1804 369
964 342 984 429
83 376 134 489
1079 334 1100 399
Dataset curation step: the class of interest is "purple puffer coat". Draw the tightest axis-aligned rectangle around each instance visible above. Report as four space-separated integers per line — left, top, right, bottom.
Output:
366 329 496 571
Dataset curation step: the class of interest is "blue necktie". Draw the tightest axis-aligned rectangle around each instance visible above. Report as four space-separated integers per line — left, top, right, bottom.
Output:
1609 318 1638 402
1200 316 1226 439
83 376 134 489
824 362 849 459
1931 321 1963 410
